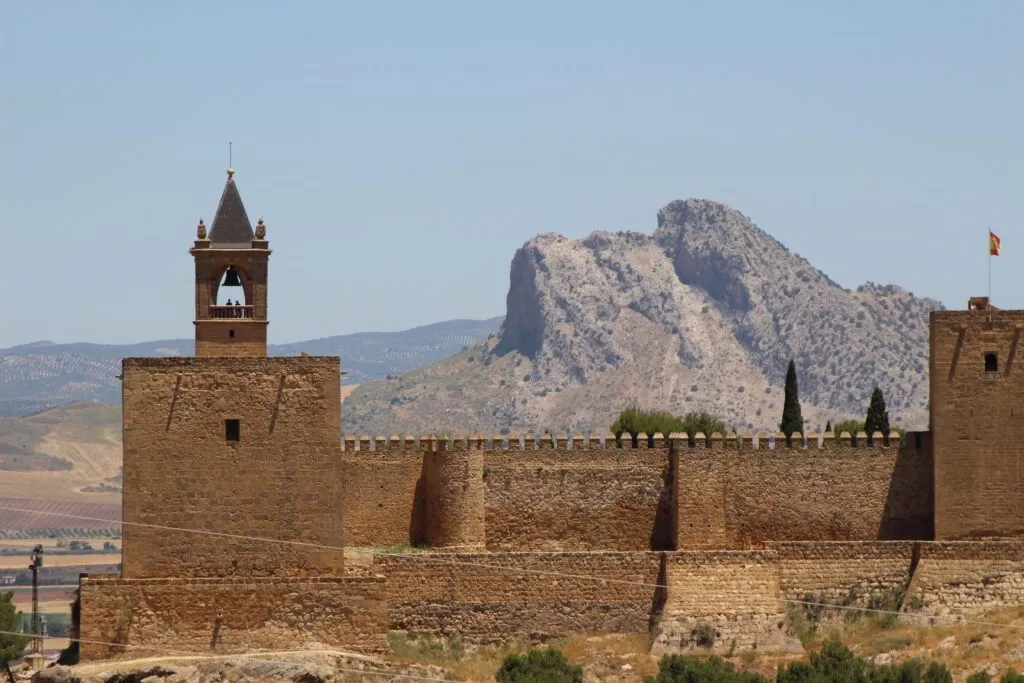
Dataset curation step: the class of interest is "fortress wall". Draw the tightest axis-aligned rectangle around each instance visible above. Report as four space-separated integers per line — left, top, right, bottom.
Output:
78 574 386 661
121 357 344 579
673 433 933 549
652 550 800 654
483 439 671 550
426 442 486 548
341 439 426 547
767 541 916 605
373 551 662 641
905 541 1024 616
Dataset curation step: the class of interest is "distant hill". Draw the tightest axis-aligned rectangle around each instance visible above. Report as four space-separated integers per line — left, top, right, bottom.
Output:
0 318 502 417
344 199 943 436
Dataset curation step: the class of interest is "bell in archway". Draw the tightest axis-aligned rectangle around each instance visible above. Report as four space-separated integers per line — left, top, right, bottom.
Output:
222 267 242 287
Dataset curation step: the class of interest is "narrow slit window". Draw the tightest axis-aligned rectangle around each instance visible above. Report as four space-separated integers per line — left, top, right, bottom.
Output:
225 419 240 442
985 352 998 372
229 329 235 338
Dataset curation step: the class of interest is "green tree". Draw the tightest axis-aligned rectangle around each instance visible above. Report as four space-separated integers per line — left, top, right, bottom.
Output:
779 360 803 440
611 408 726 446
864 386 891 443
496 648 582 683
645 654 767 683
0 591 28 663
833 419 865 437
824 420 832 433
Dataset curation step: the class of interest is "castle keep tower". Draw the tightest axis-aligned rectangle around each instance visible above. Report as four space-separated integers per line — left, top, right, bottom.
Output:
75 168 385 661
931 298 1024 539
190 168 270 357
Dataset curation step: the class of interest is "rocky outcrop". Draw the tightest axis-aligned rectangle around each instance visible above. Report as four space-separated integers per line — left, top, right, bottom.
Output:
344 198 942 436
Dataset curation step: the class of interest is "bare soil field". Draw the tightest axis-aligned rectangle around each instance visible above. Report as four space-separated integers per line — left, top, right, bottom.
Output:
0 497 120 535
0 553 119 570
8 585 77 613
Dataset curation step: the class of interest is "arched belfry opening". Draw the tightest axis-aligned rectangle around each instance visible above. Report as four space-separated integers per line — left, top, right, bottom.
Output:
213 265 251 317
189 168 271 357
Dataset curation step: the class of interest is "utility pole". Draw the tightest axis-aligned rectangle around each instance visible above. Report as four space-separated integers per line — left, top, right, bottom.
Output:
28 545 44 667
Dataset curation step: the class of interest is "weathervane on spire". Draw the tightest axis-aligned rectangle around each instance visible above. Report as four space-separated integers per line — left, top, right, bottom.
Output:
227 141 234 179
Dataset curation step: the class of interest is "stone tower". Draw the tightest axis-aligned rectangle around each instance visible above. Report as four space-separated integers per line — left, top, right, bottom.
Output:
930 297 1024 539
190 168 271 357
117 169 345 580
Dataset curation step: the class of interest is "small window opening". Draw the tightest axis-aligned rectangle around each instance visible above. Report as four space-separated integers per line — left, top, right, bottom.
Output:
225 419 240 442
229 329 235 338
985 352 998 372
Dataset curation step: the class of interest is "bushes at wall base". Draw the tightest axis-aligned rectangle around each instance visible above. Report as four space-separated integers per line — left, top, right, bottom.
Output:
495 648 582 683
645 641 962 683
644 654 764 683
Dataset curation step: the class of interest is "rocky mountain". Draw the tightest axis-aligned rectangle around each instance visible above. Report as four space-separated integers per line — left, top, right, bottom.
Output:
344 199 942 436
0 318 501 417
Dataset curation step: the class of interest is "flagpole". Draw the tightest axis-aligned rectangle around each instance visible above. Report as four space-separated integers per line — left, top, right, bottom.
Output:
988 227 992 303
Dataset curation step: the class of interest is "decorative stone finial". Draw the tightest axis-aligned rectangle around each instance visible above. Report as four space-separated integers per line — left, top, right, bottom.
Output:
226 167 234 179
196 219 207 240
255 217 266 240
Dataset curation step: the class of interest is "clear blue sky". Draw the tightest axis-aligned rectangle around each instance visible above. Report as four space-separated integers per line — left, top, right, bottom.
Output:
1 1 1021 348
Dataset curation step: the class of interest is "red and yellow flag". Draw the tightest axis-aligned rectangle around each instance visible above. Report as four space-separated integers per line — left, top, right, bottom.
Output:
990 230 1002 256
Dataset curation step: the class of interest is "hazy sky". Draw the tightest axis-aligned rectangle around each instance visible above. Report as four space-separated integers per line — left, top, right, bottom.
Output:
2 1 1021 348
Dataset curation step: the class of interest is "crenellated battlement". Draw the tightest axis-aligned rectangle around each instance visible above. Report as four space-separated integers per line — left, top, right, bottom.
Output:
339 430 921 452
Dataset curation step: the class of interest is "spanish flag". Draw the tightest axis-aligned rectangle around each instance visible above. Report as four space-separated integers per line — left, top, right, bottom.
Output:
990 230 1002 256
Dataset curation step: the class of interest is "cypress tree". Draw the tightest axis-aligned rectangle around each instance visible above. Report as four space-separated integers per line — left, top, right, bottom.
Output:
864 387 891 443
825 420 832 433
779 359 803 440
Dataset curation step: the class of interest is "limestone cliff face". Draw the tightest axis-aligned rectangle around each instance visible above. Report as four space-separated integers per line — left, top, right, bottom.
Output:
344 199 941 435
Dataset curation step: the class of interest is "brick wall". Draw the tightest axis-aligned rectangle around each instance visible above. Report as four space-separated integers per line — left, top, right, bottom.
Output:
930 310 1024 539
121 357 344 578
78 574 386 661
483 443 671 550
673 434 933 549
373 551 662 641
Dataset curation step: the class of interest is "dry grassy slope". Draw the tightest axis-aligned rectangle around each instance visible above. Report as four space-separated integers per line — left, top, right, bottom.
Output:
0 402 122 503
344 199 941 436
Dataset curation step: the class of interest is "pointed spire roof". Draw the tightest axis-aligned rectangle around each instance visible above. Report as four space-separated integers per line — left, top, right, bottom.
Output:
208 168 255 244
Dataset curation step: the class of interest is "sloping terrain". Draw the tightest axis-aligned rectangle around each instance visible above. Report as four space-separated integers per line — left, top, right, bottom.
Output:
0 318 501 416
344 199 941 436
0 402 122 505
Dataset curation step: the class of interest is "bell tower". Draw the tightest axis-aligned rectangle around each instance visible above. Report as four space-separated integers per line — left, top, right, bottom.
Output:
190 168 271 357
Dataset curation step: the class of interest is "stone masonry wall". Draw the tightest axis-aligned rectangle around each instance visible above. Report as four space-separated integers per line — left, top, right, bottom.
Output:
78 574 386 661
342 442 425 547
651 551 801 655
338 436 671 551
121 357 344 579
905 541 1024 617
373 551 662 641
768 541 916 606
673 433 933 549
483 438 671 550
338 433 930 552
930 310 1024 539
